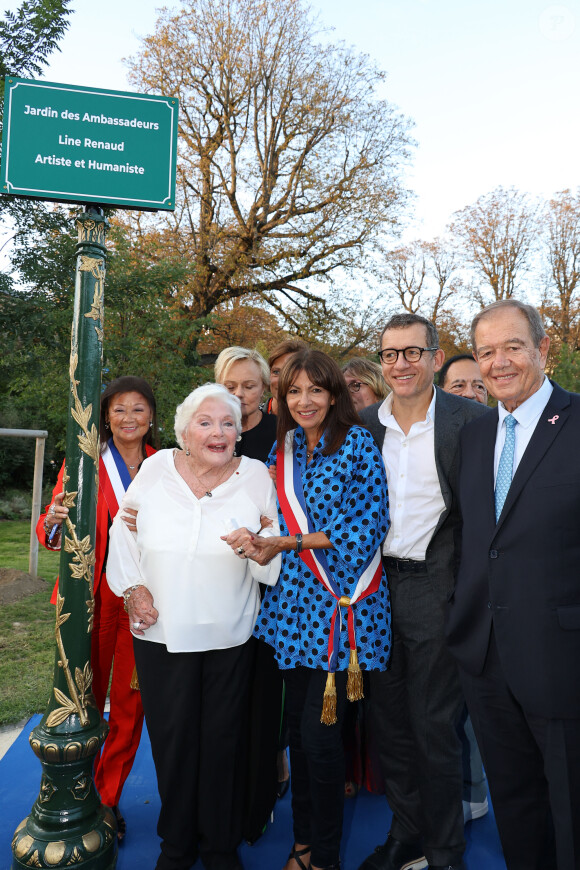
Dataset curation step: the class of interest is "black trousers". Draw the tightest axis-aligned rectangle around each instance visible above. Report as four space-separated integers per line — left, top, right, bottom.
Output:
460 629 580 870
133 637 253 870
284 666 349 868
369 565 465 866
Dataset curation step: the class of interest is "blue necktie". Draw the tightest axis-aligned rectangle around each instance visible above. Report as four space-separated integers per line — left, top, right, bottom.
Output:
495 414 517 522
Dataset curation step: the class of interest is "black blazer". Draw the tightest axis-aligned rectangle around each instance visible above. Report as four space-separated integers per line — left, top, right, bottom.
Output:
446 381 580 719
360 387 488 601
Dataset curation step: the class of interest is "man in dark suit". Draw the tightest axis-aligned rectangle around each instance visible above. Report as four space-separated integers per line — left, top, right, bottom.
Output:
447 299 580 870
358 313 487 870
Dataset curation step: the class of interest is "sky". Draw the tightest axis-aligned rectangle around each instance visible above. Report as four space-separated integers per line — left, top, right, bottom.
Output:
7 0 580 240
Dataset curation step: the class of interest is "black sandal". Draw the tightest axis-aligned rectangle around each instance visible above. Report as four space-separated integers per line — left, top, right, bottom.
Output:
112 805 126 843
287 844 311 870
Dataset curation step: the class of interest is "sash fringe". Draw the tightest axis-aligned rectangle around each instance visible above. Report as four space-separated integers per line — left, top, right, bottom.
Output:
130 667 140 691
321 672 337 725
347 648 364 701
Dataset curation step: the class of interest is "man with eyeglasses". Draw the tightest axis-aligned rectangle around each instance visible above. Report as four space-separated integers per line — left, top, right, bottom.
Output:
358 313 487 870
447 300 580 870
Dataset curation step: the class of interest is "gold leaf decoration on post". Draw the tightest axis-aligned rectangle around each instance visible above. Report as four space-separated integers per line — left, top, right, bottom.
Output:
69 354 99 464
47 593 90 728
80 257 105 343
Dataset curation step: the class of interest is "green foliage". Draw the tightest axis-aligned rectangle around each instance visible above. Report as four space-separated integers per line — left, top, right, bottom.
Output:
550 344 580 393
0 209 205 484
0 0 72 80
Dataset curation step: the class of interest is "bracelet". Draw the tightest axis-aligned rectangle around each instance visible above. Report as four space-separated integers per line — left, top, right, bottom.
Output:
295 533 303 554
43 516 61 537
123 584 144 612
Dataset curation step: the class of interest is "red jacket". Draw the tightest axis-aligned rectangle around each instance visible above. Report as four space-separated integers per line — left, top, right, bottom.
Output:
37 445 156 602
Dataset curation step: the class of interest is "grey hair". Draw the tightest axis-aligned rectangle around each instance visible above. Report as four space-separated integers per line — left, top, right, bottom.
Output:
380 313 439 349
214 346 270 387
471 300 547 350
174 383 242 448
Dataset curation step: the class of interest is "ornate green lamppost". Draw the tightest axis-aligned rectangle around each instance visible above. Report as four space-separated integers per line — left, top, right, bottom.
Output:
12 207 117 870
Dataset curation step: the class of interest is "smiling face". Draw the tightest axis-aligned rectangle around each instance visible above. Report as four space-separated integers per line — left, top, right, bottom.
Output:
474 309 550 412
443 358 488 404
222 359 265 426
182 397 238 469
285 369 334 442
106 391 153 450
380 323 444 404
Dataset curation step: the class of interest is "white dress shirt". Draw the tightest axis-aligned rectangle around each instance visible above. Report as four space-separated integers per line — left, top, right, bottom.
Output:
378 388 445 560
107 450 280 652
494 377 553 484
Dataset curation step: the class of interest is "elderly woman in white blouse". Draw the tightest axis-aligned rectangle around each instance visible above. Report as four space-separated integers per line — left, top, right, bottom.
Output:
107 383 280 870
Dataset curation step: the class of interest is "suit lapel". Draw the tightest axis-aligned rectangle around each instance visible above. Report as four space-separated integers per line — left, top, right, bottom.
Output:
496 383 571 530
433 387 461 509
479 407 498 523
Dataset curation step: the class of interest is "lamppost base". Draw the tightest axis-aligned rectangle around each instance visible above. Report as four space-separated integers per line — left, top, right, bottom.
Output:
12 803 117 869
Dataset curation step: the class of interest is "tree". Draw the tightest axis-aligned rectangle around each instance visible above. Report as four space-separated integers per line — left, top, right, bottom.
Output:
449 186 540 306
0 0 73 280
541 188 580 349
377 237 463 322
127 0 413 346
0 0 72 82
0 208 199 482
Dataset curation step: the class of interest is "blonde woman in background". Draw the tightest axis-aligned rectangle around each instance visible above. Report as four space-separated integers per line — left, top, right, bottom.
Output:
215 347 277 461
341 357 389 413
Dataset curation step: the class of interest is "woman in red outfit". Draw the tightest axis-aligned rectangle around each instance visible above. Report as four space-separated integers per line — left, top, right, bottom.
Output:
37 375 157 841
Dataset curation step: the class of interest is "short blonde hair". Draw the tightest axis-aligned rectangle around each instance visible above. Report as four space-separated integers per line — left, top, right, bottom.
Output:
214 346 270 388
174 384 242 448
342 357 389 401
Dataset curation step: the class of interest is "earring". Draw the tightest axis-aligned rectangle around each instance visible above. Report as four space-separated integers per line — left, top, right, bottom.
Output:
105 421 110 429
185 447 190 456
149 421 153 428
236 435 242 442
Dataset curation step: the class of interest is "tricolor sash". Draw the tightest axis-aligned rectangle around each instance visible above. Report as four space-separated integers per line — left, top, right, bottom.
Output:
277 430 383 723
100 439 132 520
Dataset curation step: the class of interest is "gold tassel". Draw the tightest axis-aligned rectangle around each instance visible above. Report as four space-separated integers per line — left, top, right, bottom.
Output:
320 672 337 725
130 666 140 691
347 648 364 701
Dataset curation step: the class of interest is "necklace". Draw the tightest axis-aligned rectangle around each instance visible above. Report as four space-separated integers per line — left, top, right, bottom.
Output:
187 457 235 497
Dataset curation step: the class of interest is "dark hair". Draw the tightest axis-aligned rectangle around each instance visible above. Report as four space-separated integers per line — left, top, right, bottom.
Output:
268 338 308 369
380 312 439 349
276 349 360 456
471 300 547 350
438 354 478 388
99 376 158 453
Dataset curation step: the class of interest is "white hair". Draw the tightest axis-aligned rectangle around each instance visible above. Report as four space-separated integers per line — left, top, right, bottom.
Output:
174 383 242 448
214 346 270 387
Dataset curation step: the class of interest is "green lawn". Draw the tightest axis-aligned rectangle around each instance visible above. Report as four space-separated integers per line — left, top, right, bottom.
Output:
0 520 60 725
0 519 61 582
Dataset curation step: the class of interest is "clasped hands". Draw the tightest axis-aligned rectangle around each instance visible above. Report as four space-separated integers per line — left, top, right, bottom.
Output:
221 522 278 566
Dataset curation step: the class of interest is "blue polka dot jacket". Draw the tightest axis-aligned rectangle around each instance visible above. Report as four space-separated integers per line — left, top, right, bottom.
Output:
254 425 392 671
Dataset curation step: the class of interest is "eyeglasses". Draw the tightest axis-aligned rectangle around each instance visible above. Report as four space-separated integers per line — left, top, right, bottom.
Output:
378 346 439 364
347 381 363 393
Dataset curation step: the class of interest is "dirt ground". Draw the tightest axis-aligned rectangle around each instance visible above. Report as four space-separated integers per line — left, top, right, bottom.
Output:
0 568 46 606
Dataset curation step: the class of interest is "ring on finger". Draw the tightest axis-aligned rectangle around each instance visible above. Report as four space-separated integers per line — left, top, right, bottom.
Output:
236 546 245 555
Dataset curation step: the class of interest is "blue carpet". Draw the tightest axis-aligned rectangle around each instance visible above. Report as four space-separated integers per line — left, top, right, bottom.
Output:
0 716 506 870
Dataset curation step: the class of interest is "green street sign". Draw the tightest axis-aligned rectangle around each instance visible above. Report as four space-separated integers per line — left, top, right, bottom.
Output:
1 77 178 211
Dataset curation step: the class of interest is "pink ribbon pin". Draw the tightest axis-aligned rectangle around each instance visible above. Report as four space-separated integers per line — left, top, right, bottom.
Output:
548 415 559 424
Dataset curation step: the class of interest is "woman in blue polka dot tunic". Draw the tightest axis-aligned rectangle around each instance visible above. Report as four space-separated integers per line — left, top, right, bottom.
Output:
223 349 391 870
